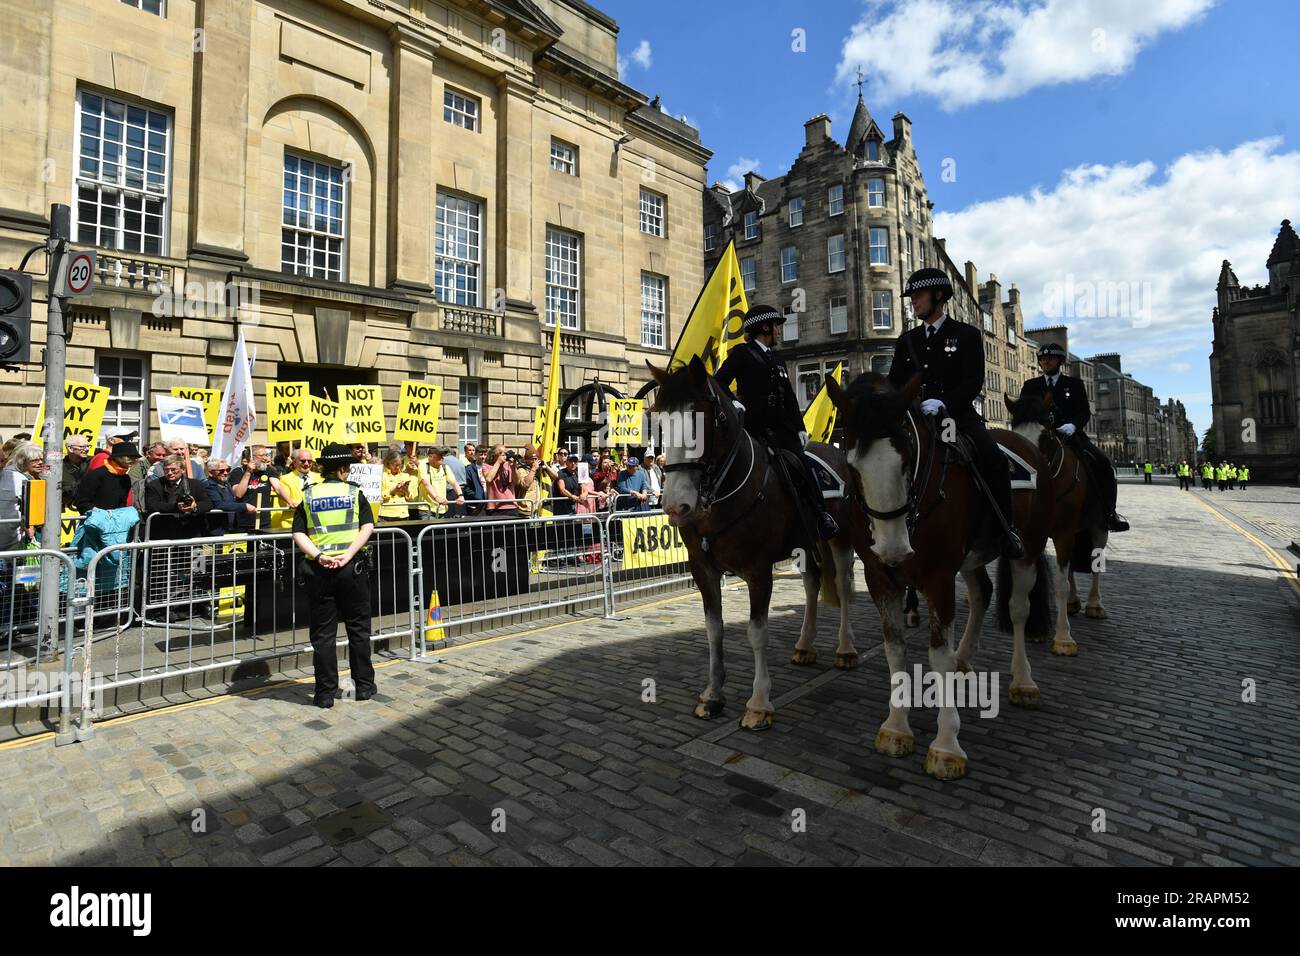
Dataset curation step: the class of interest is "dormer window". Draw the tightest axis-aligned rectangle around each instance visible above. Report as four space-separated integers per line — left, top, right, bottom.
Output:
867 139 880 162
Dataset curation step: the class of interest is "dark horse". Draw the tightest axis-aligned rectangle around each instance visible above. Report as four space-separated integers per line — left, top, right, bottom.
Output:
826 372 1056 780
1005 388 1111 653
649 357 872 730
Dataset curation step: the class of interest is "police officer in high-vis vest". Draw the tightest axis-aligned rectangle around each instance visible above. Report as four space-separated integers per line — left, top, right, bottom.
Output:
291 442 377 708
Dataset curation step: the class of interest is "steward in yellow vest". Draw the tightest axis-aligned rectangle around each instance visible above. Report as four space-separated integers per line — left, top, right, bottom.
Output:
292 443 377 709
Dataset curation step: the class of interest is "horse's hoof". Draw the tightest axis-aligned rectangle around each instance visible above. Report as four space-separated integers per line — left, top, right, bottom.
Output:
693 697 725 719
739 707 774 731
790 647 818 666
834 651 859 670
1084 605 1107 620
904 611 920 628
875 727 914 757
1026 632 1047 644
1066 599 1081 616
955 657 972 674
925 747 968 781
1008 683 1041 708
1051 638 1079 657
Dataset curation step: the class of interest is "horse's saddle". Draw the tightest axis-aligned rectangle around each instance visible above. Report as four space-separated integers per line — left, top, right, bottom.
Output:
999 444 1038 490
767 446 847 499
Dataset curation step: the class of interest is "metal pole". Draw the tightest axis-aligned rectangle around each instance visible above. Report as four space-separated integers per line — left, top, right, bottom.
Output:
39 203 71 651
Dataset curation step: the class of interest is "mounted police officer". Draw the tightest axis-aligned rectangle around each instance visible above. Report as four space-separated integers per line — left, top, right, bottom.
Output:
1017 342 1129 531
291 442 377 709
887 268 1024 559
715 303 839 539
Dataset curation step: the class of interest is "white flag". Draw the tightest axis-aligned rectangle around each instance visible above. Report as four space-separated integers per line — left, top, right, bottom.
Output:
210 328 257 465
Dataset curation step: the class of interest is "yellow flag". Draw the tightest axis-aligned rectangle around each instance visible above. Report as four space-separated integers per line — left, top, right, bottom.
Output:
538 323 562 460
668 239 749 374
802 363 844 445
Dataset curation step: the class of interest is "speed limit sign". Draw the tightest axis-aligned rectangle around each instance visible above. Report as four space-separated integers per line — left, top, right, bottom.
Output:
54 249 96 298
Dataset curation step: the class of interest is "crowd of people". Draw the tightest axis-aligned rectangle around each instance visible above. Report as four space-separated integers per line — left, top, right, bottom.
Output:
0 428 670 552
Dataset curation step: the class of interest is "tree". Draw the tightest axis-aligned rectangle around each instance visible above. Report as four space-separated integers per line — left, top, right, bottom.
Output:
1201 427 1216 460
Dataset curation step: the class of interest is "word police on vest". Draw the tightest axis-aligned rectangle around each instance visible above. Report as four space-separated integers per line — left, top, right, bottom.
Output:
49 886 152 936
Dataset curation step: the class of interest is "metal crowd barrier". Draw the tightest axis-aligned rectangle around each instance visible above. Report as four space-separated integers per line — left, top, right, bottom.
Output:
0 548 81 743
600 508 696 613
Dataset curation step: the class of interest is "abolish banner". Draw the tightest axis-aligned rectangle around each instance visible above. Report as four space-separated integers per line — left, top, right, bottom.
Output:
393 381 441 444
339 385 387 443
266 382 308 443
620 513 689 570
32 380 111 449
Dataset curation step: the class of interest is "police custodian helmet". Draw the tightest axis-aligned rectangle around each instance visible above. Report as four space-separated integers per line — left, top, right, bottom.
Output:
742 304 783 335
318 443 354 473
1037 342 1068 361
901 268 954 300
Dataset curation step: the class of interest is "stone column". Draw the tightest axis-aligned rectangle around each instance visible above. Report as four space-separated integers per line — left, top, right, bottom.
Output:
496 74 537 311
386 24 439 293
189 0 252 264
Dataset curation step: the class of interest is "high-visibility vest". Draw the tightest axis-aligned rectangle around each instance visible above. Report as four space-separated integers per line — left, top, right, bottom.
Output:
1144 462 1152 473
1178 463 1189 476
303 481 363 557
1216 466 1225 480
1229 466 1238 478
1202 465 1211 478
1241 468 1249 480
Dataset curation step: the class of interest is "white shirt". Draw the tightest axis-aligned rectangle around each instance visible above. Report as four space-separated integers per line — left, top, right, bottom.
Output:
924 314 948 338
1045 373 1059 388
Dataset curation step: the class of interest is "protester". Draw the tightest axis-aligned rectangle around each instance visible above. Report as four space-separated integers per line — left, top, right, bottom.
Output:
458 443 486 515
230 444 281 532
130 442 166 481
144 454 213 539
642 453 662 506
61 436 90 509
75 442 140 513
272 442 294 472
592 454 618 489
191 445 211 467
0 442 42 550
515 445 544 517
417 445 464 518
89 429 138 470
444 442 468 491
615 456 651 512
546 451 582 517
482 445 520 516
151 439 205 481
350 443 372 464
203 459 255 533
0 437 22 471
379 449 419 520
272 448 317 531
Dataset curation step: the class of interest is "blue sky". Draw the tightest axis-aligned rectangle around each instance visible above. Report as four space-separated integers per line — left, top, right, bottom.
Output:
604 0 1300 439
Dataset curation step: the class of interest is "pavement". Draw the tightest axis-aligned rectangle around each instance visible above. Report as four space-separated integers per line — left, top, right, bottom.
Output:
1 481 1298 866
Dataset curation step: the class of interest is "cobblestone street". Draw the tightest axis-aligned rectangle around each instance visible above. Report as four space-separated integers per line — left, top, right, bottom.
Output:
2 481 1298 867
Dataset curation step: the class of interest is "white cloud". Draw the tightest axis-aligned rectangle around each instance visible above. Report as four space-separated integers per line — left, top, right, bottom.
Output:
932 137 1300 430
618 39 652 77
717 157 761 193
837 0 1214 109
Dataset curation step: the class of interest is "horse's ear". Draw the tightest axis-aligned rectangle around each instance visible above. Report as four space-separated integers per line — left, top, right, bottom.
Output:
900 373 922 409
688 354 708 385
825 374 846 409
646 361 669 386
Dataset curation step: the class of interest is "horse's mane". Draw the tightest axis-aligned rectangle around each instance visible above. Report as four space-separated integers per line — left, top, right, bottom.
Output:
842 372 910 440
653 363 710 411
1007 391 1046 429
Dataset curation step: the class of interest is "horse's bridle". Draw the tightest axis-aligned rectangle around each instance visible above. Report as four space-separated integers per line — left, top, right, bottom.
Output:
858 406 937 533
661 376 756 513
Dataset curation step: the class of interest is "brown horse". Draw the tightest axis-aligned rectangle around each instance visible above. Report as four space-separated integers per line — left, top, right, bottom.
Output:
649 357 872 730
1005 389 1111 653
826 372 1055 780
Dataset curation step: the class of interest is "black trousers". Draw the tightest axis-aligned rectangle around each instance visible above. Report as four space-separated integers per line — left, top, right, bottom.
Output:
305 559 375 703
953 411 1014 525
758 426 829 520
1070 432 1118 513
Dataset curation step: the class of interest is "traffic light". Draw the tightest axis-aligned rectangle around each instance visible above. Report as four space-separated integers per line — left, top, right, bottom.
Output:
0 268 32 364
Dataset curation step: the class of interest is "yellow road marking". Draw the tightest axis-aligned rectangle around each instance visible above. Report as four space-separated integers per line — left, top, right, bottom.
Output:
1188 493 1300 598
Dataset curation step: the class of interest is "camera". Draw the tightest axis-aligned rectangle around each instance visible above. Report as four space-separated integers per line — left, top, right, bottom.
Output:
178 494 195 506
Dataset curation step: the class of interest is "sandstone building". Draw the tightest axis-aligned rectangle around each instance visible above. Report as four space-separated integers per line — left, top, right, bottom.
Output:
0 0 709 452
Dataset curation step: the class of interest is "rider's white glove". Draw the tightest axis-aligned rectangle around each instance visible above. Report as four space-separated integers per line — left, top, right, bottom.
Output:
920 399 945 417
1056 423 1077 437
798 431 809 448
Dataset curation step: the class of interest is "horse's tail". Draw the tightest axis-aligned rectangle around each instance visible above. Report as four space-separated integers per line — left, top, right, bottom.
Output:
817 540 840 609
995 552 1055 637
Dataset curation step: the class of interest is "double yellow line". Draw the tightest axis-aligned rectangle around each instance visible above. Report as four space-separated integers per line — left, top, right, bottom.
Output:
1188 493 1300 599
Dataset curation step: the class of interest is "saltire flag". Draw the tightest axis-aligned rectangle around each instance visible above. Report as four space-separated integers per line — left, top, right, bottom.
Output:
667 239 749 373
211 327 257 466
802 362 844 445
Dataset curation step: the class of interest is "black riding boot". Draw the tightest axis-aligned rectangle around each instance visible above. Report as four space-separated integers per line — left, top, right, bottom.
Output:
798 453 838 539
987 463 1024 560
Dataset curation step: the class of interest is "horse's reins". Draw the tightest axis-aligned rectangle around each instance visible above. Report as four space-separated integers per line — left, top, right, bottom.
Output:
1044 427 1081 501
860 406 941 535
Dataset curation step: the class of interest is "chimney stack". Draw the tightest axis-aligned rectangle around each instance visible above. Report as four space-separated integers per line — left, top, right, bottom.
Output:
804 113 831 147
892 112 912 145
743 171 767 193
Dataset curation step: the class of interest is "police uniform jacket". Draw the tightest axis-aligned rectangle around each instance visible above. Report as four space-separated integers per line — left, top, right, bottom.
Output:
887 316 983 419
1018 373 1091 434
715 340 804 438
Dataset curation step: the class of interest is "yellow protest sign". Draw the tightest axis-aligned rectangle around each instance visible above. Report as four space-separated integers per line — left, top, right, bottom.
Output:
32 380 111 449
609 399 644 444
393 381 441 445
302 395 340 456
266 382 308 443
170 387 221 443
339 385 387 443
620 513 689 570
802 363 843 445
